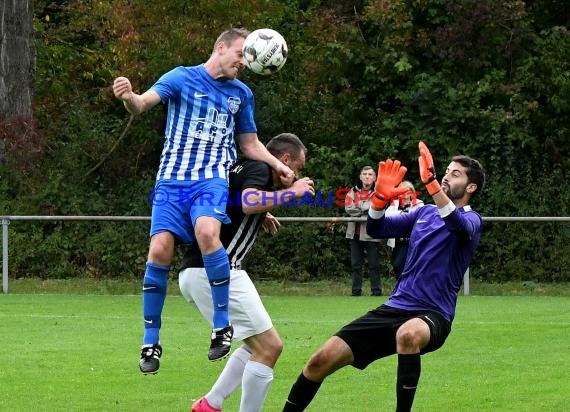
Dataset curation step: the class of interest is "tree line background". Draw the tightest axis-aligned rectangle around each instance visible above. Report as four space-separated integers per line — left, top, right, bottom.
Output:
1 0 568 283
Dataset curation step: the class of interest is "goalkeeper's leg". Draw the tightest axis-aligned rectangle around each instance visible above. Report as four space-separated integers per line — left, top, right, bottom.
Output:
283 337 353 411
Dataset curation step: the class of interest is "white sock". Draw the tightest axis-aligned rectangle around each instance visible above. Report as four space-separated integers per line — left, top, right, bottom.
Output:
240 360 274 412
205 346 251 409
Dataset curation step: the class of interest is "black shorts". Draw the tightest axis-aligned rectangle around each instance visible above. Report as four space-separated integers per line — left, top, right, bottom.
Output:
334 304 452 370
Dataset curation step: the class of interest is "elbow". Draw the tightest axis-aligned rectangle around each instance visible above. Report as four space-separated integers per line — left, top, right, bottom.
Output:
238 140 257 157
239 145 251 157
127 107 142 116
131 106 145 115
242 205 259 215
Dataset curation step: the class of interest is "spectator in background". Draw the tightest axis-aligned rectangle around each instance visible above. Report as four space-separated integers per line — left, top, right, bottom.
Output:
385 181 424 277
345 166 383 296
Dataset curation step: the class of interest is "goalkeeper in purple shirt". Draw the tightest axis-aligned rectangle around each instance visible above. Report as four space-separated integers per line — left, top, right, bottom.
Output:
283 141 486 412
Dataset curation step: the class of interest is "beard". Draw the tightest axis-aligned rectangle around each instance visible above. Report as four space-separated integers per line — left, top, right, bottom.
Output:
443 183 466 200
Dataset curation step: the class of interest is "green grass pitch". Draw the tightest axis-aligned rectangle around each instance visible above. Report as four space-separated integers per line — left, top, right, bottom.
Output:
1 294 568 411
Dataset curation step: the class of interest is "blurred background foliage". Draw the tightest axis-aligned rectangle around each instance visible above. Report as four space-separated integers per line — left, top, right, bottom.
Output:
1 0 568 282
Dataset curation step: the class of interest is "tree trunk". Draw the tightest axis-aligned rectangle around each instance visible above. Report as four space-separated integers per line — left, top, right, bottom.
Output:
0 0 34 120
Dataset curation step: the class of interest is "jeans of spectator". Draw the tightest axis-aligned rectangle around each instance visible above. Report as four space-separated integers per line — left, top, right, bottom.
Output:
350 236 381 295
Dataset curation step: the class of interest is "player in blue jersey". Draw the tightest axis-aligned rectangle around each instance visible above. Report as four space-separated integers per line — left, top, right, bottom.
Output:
112 28 294 373
283 141 485 412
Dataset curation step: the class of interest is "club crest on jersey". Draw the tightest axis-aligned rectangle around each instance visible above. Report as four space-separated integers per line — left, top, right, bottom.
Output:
228 97 241 114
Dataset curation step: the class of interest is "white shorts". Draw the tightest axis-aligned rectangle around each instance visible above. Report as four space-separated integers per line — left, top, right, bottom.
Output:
178 268 273 342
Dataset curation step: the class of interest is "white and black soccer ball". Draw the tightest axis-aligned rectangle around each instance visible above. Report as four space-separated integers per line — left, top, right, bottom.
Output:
242 28 288 75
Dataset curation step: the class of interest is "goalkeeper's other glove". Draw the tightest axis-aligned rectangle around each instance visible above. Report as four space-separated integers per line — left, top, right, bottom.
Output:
418 141 442 196
371 159 408 209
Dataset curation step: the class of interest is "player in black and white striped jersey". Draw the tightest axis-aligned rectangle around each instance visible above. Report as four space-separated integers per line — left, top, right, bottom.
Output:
179 133 314 412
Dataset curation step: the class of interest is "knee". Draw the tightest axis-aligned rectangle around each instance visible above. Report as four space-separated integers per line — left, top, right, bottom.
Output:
259 333 283 360
250 334 283 367
305 349 329 376
148 238 173 264
396 328 422 353
268 336 284 360
303 337 352 381
195 220 220 250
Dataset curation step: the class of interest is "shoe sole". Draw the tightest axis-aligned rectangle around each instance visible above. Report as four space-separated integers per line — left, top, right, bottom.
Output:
140 366 159 375
208 351 231 362
139 364 160 375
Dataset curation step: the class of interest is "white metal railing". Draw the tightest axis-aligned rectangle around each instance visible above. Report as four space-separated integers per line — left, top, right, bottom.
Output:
2 215 569 295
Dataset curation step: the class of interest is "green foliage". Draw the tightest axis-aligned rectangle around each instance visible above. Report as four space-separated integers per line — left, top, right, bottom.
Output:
4 0 568 282
8 221 148 279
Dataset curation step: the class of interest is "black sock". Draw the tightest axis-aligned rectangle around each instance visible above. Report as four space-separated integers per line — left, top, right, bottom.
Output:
283 372 322 411
396 353 421 412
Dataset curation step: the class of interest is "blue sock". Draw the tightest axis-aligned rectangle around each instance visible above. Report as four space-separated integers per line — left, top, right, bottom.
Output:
142 262 169 345
203 247 230 329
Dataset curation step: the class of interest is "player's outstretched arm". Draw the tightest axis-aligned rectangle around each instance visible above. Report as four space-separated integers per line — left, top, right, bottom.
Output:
112 77 161 115
238 133 295 186
370 159 408 210
241 177 315 215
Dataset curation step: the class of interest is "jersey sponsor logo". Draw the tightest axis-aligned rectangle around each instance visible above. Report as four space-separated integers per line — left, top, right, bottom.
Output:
194 92 208 98
191 108 230 143
213 208 224 215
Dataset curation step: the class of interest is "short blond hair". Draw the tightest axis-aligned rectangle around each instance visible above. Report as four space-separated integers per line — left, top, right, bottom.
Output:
212 28 250 54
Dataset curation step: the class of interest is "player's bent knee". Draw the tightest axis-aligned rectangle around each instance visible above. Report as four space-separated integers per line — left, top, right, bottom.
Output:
195 217 220 234
195 219 222 250
259 335 283 357
396 329 417 348
148 235 174 263
249 330 284 364
304 343 341 378
262 340 283 365
305 350 328 375
269 336 284 358
261 330 283 354
396 324 428 352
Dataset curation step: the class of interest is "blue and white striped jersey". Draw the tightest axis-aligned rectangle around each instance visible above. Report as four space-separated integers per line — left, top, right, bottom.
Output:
150 64 257 182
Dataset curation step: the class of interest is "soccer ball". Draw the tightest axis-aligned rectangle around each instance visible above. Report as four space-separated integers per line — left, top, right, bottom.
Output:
242 28 288 75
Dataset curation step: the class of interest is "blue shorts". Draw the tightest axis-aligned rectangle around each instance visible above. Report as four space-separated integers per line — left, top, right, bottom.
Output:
149 178 231 244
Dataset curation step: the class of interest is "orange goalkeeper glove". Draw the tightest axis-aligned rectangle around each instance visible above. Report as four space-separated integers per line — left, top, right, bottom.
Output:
418 141 442 196
371 159 408 209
